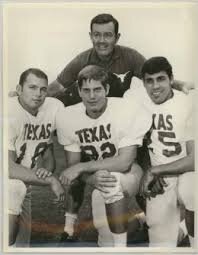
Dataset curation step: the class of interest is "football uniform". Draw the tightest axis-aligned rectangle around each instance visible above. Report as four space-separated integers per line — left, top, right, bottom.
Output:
56 97 152 246
145 90 194 247
8 97 64 168
8 97 64 246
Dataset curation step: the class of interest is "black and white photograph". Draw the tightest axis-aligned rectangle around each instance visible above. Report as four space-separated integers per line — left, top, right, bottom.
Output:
2 1 198 253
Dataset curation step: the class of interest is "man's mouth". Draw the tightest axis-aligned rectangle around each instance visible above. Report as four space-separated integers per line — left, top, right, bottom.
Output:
97 44 108 50
88 101 97 106
33 99 42 103
152 90 161 97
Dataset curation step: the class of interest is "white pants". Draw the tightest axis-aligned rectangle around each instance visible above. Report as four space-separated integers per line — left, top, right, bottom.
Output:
92 163 143 247
146 172 194 247
9 179 31 247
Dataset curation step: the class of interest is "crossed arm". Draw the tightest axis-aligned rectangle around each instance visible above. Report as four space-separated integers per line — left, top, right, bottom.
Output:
59 145 137 185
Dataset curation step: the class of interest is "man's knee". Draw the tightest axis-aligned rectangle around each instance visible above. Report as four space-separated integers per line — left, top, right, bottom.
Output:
98 172 124 204
120 163 143 197
9 179 27 215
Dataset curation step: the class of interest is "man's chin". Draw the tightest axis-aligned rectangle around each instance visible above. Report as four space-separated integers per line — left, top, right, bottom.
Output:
96 49 111 57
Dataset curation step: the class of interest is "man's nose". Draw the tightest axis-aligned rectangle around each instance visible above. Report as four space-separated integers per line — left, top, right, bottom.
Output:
153 80 160 89
90 90 95 99
35 89 42 97
98 34 105 43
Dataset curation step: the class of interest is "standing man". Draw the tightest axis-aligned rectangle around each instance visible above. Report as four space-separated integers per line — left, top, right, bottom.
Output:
56 65 151 246
8 68 65 247
139 57 194 247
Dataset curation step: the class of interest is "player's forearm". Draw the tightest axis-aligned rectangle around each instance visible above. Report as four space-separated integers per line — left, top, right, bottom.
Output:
79 146 137 174
151 153 194 177
78 152 135 174
172 79 194 92
9 161 54 186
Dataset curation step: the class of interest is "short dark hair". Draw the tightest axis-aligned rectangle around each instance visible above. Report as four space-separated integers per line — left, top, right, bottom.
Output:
78 65 109 90
141 57 173 79
19 68 48 87
90 13 119 35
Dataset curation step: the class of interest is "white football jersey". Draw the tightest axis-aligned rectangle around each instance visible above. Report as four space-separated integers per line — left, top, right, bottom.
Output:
56 98 152 161
8 97 64 168
146 90 194 166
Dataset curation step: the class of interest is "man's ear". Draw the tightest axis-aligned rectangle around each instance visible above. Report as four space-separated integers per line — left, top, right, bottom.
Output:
105 84 110 96
16 84 22 95
170 75 174 85
115 33 121 44
77 86 82 98
89 32 93 41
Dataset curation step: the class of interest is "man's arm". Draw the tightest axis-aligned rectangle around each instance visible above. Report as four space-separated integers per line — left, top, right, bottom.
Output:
172 80 194 94
59 145 137 185
9 150 65 201
151 140 194 177
37 144 56 173
47 55 84 97
47 80 66 97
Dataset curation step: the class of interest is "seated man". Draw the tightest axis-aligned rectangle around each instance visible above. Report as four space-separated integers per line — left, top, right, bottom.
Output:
56 65 152 246
139 57 195 247
8 68 65 247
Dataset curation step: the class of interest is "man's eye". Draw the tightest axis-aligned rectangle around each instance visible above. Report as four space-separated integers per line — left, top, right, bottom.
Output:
158 76 166 82
93 33 100 37
83 89 89 93
146 79 153 84
95 88 102 92
41 88 47 93
104 33 113 38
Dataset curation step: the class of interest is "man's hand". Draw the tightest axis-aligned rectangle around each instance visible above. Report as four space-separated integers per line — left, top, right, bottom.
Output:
59 166 81 186
48 176 65 202
148 177 168 198
182 82 194 94
139 170 155 199
172 80 194 95
87 170 117 193
35 168 52 179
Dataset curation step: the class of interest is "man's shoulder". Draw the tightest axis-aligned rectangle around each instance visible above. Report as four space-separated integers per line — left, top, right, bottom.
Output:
8 97 21 115
76 48 93 59
116 45 143 56
63 102 84 116
42 97 64 111
173 90 193 105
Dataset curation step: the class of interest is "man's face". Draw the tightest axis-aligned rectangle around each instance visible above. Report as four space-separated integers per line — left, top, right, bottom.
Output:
143 71 173 104
17 73 48 113
78 79 109 117
90 22 120 58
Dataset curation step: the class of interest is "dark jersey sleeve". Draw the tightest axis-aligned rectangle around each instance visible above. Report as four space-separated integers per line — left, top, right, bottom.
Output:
124 47 146 79
57 54 84 88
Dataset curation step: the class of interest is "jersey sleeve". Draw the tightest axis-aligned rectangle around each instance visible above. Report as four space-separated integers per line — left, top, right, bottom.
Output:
57 54 84 88
55 108 81 152
118 100 152 148
8 99 18 151
8 118 17 151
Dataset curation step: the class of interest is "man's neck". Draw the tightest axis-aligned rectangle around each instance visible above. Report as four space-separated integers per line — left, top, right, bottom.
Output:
97 49 114 63
86 99 108 119
18 97 38 116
